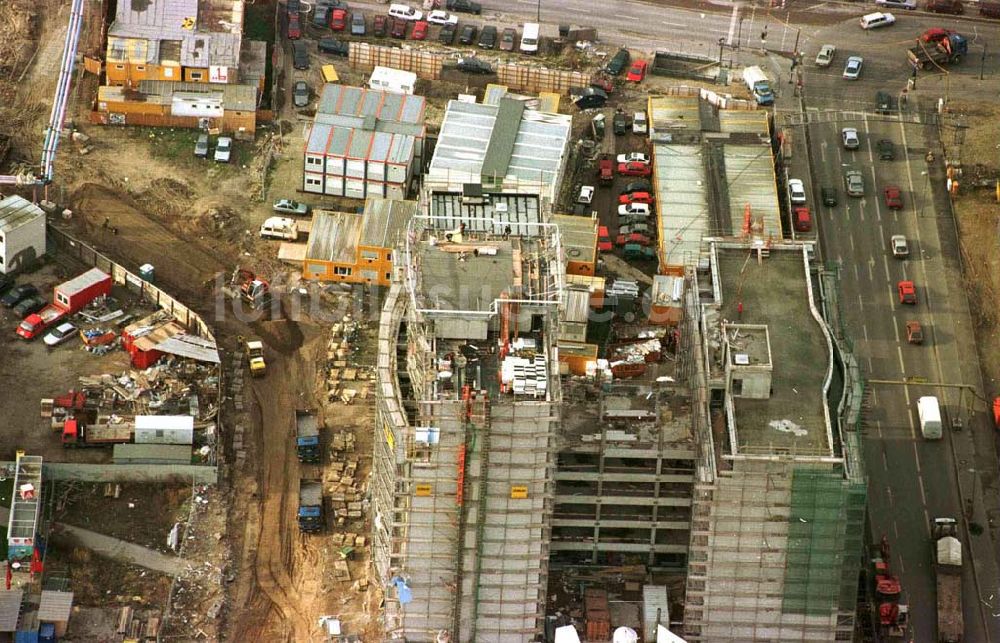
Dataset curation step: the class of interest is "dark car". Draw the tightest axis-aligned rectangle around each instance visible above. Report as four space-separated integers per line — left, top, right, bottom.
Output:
459 24 477 45
13 295 46 318
613 111 627 135
439 22 457 44
877 139 895 160
287 13 302 39
478 25 497 48
391 17 407 38
293 81 310 107
875 90 896 114
313 5 330 27
821 186 838 206
373 14 387 37
318 37 350 56
1 284 38 308
457 57 493 74
0 274 15 296
622 179 652 195
292 40 310 69
573 87 608 109
287 0 301 14
447 0 482 14
351 12 366 35
605 48 631 75
499 27 517 51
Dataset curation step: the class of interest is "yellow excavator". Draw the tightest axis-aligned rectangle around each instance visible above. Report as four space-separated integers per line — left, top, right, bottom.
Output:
245 338 266 377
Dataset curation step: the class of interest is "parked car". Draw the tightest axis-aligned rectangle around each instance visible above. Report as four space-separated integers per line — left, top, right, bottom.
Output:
788 178 807 204
456 57 492 74
616 152 650 165
842 127 860 150
891 234 909 258
845 169 864 196
439 22 457 44
1 284 38 308
843 55 863 80
616 233 652 247
319 37 349 56
373 14 388 37
388 3 423 21
313 5 330 27
214 136 233 163
875 90 896 114
293 81 310 107
897 280 917 305
821 186 838 206
287 13 302 39
447 0 482 14
573 87 607 109
391 17 407 38
877 139 895 160
613 111 627 135
626 59 648 82
411 20 429 40
351 12 366 34
860 11 896 28
597 226 613 252
884 185 903 209
43 322 78 347
274 198 310 215
599 157 615 183
926 0 963 14
815 44 836 67
619 191 654 205
427 9 458 25
194 133 209 158
618 203 651 217
793 206 812 232
618 223 650 236
605 48 631 75
500 27 517 51
330 8 347 30
0 274 15 297
13 295 47 318
577 185 595 205
905 320 924 344
459 24 477 44
618 161 652 177
478 25 497 48
287 0 301 13
633 111 648 135
292 40 310 68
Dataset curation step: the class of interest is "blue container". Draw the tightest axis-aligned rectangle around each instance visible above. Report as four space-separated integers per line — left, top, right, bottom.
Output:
138 263 155 283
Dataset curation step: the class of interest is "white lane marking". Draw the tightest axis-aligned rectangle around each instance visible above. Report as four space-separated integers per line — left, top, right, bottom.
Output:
867 260 874 283
863 324 869 342
893 317 900 343
882 254 891 283
661 20 686 26
897 345 905 372
913 442 921 473
918 474 927 504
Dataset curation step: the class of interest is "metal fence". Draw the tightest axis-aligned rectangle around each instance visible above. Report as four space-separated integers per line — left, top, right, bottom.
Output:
495 63 590 94
349 43 444 80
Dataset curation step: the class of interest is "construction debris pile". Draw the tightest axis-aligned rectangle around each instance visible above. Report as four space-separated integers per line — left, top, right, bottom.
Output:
324 318 370 405
115 607 162 641
77 358 220 420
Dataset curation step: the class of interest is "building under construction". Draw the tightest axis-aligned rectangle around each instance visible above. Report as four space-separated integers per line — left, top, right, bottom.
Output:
372 190 565 642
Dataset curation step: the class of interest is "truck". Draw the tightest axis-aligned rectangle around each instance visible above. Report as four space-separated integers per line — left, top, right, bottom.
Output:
298 480 325 532
742 66 774 106
246 339 266 377
907 34 968 70
296 409 321 463
918 396 943 439
62 415 133 447
932 517 963 642
16 268 113 340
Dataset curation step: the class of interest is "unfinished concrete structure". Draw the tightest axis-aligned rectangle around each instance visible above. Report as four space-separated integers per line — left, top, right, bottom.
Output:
682 242 866 641
372 199 566 641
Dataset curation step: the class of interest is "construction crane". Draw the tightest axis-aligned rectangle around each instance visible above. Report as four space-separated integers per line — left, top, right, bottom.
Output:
0 0 87 188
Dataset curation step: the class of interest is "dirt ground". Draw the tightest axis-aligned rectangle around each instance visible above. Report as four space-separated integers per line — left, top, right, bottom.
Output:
45 543 172 608
53 482 191 553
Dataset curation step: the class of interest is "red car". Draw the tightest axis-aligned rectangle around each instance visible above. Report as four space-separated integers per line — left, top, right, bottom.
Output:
793 206 812 232
374 14 388 37
616 233 651 247
597 226 613 252
287 13 302 39
411 20 429 40
598 157 614 183
884 186 903 210
618 161 652 177
898 280 917 305
619 191 654 205
390 17 407 38
626 59 648 83
330 8 347 30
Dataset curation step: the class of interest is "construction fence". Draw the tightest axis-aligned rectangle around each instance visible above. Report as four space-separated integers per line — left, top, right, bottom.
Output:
495 63 590 95
349 43 444 80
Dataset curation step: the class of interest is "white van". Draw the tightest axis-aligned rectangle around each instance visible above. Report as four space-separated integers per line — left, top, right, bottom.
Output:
368 66 416 94
388 3 423 21
260 217 299 241
520 23 540 54
917 396 942 439
859 11 896 29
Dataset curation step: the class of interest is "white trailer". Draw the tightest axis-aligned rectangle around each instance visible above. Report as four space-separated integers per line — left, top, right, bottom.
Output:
368 66 416 95
918 396 942 439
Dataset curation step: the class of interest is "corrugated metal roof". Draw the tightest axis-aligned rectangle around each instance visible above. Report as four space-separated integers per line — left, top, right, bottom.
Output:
306 211 363 263
360 198 418 248
648 95 702 133
428 192 542 237
108 0 243 68
0 196 44 235
37 591 73 623
316 84 425 125
719 109 770 135
553 214 597 266
134 80 257 111
563 287 590 323
308 86 425 164
348 130 374 159
0 590 23 631
428 100 571 198
724 144 782 238
388 134 414 165
653 144 709 268
306 123 333 155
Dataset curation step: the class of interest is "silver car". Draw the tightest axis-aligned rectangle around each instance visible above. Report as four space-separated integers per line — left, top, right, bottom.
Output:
842 128 860 150
815 44 836 67
214 136 232 163
194 134 209 158
845 170 864 197
843 56 863 80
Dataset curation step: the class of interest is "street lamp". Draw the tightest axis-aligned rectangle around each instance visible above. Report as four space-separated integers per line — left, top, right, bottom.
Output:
737 17 746 49
536 0 540 23
718 37 725 68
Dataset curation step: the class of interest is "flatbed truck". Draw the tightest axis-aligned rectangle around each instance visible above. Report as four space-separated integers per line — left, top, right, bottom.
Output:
932 517 963 642
908 34 968 70
298 480 325 533
295 409 320 463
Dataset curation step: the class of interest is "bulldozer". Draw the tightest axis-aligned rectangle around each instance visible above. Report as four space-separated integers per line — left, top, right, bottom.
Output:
225 267 274 311
245 338 266 377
